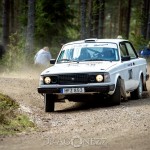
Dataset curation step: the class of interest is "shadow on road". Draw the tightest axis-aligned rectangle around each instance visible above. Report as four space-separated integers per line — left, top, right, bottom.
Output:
55 92 150 113
56 97 113 113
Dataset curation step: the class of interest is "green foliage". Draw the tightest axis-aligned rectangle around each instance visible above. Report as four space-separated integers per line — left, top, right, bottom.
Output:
10 115 35 131
129 32 148 52
0 94 18 124
1 32 26 71
128 2 148 52
0 93 35 135
18 0 28 27
35 0 75 45
66 27 80 42
0 94 18 111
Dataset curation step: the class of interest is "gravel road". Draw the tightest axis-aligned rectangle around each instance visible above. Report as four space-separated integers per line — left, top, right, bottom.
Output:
0 67 150 150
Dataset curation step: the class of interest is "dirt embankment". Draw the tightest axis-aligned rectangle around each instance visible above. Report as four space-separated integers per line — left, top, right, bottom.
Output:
0 67 150 150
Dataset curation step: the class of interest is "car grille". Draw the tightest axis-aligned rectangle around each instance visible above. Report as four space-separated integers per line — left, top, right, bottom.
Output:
59 74 88 84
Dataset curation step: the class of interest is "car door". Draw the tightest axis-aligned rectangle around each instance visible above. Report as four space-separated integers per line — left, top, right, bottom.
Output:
119 42 139 91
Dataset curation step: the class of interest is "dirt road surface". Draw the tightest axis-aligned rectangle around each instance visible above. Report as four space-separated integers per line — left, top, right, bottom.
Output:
0 67 150 150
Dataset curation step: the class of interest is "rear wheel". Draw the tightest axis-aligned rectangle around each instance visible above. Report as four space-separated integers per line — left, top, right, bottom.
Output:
130 76 143 100
110 78 121 105
44 94 55 112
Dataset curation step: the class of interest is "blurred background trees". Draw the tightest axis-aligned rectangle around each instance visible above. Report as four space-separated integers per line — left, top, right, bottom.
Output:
0 0 150 69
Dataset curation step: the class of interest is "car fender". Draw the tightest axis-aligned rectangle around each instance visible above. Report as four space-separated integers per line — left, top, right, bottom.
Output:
110 74 127 98
109 73 122 95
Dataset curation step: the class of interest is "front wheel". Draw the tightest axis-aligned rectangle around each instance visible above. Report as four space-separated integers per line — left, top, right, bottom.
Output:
130 76 143 100
110 78 121 105
44 94 55 112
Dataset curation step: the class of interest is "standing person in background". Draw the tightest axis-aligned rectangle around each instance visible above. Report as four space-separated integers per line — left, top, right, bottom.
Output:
139 41 150 58
34 46 52 68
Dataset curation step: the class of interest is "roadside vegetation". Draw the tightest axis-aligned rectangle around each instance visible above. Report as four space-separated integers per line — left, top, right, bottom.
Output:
0 32 60 73
0 93 35 135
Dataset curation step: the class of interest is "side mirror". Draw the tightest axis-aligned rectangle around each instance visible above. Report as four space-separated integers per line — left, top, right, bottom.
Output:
121 56 130 61
50 59 56 64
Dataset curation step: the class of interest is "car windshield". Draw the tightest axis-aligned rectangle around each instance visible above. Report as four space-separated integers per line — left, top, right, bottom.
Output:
57 42 119 63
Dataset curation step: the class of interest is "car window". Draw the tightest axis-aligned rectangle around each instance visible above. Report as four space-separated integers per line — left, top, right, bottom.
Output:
119 43 128 57
119 42 138 60
57 42 119 63
125 42 137 59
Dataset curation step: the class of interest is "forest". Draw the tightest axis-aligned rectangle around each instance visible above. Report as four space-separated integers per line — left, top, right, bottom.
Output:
0 0 150 70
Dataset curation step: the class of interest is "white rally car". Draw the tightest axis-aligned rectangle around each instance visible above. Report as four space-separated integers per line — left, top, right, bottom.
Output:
38 39 149 112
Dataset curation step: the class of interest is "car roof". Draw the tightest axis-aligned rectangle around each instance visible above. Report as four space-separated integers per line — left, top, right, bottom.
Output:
64 38 129 46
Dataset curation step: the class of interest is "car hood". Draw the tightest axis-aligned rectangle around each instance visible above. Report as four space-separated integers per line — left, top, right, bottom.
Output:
41 61 118 75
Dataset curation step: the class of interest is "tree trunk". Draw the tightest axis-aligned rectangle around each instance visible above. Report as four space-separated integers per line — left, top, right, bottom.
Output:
125 0 131 39
80 0 86 39
10 0 14 34
2 0 10 49
141 0 149 39
93 0 99 38
26 0 35 55
118 0 123 36
98 0 105 38
87 0 92 38
146 0 150 40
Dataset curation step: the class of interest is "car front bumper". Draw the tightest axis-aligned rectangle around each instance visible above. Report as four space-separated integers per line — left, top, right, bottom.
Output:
38 84 115 94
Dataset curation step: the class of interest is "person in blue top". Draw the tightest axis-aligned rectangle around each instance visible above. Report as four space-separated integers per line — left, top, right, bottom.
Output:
34 46 52 67
139 41 150 57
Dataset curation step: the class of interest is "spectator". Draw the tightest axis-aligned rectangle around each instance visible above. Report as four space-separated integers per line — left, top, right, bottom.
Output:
34 46 52 67
139 41 150 57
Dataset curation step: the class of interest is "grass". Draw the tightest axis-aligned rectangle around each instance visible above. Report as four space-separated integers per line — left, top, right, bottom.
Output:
0 93 35 135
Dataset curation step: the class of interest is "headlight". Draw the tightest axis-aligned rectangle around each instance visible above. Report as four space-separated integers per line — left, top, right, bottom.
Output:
96 75 103 82
44 77 51 84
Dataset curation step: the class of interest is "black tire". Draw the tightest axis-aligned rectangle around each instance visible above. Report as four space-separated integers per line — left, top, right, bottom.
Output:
130 76 143 100
110 78 121 105
44 94 55 112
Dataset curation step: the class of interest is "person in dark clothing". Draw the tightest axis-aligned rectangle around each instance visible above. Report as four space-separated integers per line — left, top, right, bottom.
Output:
139 41 150 57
